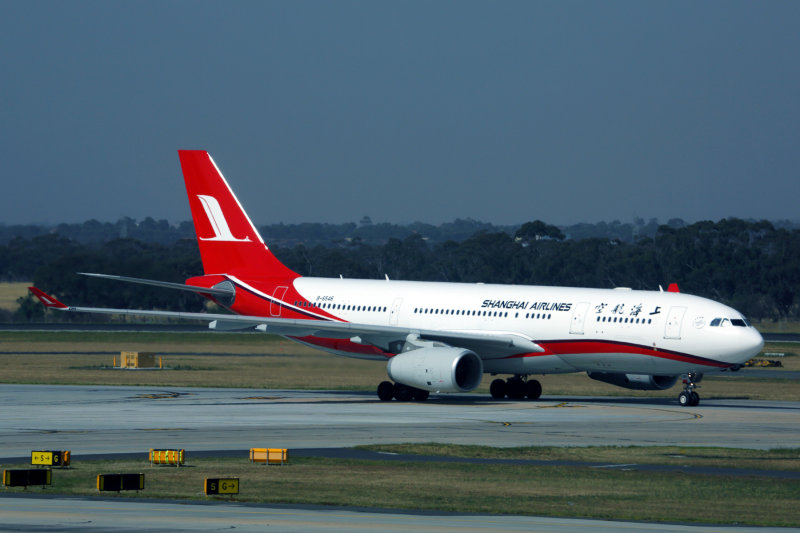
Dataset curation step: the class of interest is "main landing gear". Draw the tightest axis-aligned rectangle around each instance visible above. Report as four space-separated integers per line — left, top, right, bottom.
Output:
678 373 700 407
490 375 542 400
377 381 430 402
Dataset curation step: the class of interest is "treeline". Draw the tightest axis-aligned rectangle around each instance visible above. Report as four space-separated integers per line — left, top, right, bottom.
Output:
12 215 799 248
0 217 514 248
2 218 799 322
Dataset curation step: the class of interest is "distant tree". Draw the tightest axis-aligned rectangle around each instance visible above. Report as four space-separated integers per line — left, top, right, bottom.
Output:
515 220 565 243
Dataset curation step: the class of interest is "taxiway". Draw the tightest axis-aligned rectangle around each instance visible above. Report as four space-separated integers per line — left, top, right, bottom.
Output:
0 384 797 457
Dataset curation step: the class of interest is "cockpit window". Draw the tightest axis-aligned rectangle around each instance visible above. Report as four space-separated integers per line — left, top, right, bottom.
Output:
710 316 751 328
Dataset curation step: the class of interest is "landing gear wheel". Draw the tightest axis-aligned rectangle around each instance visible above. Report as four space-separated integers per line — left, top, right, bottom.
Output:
525 379 542 400
412 388 430 401
506 378 526 400
490 379 507 399
678 391 691 406
377 381 394 401
393 383 413 402
690 391 700 406
678 372 701 407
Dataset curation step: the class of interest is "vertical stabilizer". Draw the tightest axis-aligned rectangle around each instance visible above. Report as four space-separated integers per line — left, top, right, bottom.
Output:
178 150 298 280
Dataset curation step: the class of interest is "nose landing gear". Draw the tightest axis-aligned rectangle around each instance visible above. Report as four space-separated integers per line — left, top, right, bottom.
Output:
678 373 700 406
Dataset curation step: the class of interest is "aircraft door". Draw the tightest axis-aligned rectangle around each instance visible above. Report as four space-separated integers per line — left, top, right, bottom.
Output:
389 298 403 325
271 286 288 317
569 302 590 334
664 306 686 339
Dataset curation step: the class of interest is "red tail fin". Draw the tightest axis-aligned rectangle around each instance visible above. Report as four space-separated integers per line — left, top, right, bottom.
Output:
178 150 298 280
29 287 68 309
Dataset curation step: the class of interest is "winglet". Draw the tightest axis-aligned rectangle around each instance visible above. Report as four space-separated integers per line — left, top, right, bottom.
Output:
28 287 69 309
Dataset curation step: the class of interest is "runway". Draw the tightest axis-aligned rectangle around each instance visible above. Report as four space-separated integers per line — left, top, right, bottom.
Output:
1 384 798 532
0 384 798 457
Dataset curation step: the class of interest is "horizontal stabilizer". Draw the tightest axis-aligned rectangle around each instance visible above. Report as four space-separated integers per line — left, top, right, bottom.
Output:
209 320 260 331
79 273 235 297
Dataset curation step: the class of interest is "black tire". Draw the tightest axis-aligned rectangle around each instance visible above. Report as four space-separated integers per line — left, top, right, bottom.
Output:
507 378 526 400
525 379 542 400
678 391 691 406
490 379 506 399
412 388 430 401
690 391 700 406
393 383 413 402
377 381 394 401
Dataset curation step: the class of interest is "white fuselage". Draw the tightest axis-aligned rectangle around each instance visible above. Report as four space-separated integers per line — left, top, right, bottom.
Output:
290 277 764 377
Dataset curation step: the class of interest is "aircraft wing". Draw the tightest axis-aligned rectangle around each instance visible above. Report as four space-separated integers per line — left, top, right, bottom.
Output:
28 287 543 358
77 273 235 298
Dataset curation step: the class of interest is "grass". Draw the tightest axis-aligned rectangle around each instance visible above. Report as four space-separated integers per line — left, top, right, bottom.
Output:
0 331 797 399
0 282 31 311
752 319 800 334
0 454 797 526
359 443 800 471
0 331 388 389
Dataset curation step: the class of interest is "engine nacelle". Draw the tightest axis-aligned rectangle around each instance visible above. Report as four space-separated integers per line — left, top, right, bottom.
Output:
387 347 483 393
587 372 679 391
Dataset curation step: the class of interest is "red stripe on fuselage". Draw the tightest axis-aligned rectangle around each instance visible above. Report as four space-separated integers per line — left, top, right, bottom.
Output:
511 339 731 368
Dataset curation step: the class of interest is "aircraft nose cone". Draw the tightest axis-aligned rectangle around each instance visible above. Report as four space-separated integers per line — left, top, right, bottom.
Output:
748 328 765 357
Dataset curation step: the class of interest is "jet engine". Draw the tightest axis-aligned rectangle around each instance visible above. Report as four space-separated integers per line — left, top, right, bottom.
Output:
387 347 483 393
587 372 679 391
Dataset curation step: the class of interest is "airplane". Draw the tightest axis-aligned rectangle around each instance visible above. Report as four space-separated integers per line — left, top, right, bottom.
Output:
30 150 765 406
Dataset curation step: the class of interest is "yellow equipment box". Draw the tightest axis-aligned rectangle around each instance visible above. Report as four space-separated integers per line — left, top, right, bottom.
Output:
250 448 288 465
118 352 159 368
149 449 185 466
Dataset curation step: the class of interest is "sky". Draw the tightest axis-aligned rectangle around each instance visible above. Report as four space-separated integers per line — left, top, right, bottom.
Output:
1 1 798 227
